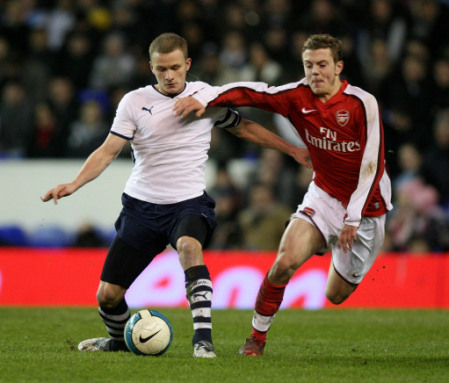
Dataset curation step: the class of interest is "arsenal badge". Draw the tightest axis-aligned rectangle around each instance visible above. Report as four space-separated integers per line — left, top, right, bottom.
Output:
336 110 350 127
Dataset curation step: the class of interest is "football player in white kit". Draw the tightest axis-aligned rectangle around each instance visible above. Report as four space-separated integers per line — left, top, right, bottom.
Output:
174 34 393 356
42 33 310 358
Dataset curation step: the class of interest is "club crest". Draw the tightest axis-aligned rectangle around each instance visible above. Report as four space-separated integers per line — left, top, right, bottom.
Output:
336 110 350 127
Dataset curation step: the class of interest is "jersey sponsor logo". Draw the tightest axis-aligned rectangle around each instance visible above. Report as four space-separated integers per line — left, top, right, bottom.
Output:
142 106 154 115
302 107 317 114
336 110 350 127
305 129 361 153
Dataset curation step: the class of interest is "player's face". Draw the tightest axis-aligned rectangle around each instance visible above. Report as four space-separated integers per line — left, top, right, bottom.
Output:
302 48 343 102
150 49 192 96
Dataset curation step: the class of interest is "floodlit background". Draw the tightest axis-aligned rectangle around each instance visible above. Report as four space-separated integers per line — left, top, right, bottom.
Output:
1 0 449 308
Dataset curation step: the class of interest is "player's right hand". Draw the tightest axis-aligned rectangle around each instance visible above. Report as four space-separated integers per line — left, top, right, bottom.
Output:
41 183 77 204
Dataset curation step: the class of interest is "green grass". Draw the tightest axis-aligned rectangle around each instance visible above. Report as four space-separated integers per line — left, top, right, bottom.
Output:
0 308 448 383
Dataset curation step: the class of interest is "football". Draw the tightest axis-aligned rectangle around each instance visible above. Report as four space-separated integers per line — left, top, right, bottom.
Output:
124 309 173 356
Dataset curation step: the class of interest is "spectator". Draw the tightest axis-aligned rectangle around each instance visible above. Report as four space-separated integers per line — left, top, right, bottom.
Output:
239 43 282 85
387 178 449 252
238 183 291 250
247 148 296 209
208 166 244 249
89 32 136 90
361 38 393 96
27 102 60 157
300 0 346 36
288 165 314 211
339 32 365 87
393 142 423 192
238 44 282 128
283 30 307 83
219 31 247 70
0 37 22 90
381 54 433 150
46 76 78 155
44 0 76 52
357 0 407 68
263 26 290 66
23 28 54 102
429 58 449 112
192 47 239 86
66 100 108 157
0 81 34 157
421 109 449 207
58 32 95 90
0 0 31 56
408 0 449 59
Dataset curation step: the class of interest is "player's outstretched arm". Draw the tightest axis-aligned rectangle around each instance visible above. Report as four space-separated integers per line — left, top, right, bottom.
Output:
173 97 207 118
228 119 312 168
41 134 126 204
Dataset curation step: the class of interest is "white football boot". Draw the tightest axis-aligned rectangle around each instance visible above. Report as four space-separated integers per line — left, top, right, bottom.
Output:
193 340 217 358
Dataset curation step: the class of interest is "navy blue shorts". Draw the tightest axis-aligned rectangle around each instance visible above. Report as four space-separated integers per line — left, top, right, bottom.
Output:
115 192 217 253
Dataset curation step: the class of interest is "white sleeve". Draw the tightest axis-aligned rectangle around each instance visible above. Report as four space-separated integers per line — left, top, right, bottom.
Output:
345 94 382 226
110 93 136 139
273 114 306 147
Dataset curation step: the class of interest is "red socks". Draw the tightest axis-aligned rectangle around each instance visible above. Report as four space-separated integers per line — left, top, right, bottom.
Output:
255 274 287 316
251 275 287 341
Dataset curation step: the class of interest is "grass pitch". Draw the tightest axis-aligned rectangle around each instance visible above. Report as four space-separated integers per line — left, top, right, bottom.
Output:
0 308 448 383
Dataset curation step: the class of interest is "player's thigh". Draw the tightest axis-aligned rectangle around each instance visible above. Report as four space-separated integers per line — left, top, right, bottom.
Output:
332 215 386 285
101 235 165 290
270 218 326 281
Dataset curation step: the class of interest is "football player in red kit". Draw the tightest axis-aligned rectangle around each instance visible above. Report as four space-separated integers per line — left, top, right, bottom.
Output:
174 34 392 356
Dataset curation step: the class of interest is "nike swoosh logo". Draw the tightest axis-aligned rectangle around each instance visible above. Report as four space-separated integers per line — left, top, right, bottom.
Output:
302 107 317 114
139 329 161 343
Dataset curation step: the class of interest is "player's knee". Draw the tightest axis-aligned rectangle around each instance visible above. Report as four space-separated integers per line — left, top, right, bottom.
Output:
325 289 351 305
96 284 122 309
326 293 345 305
269 255 297 284
177 236 203 267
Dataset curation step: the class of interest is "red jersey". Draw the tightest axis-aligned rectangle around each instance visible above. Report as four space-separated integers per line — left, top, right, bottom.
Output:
194 79 392 226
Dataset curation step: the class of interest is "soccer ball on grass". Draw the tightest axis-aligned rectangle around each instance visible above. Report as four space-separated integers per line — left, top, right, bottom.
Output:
124 309 173 356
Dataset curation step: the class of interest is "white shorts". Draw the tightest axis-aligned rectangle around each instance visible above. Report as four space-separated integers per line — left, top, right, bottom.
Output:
291 182 386 285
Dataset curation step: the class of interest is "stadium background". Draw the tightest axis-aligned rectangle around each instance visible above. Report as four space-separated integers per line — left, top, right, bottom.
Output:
1 0 449 308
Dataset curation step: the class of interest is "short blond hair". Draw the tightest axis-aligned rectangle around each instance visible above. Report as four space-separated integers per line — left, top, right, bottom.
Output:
149 33 188 60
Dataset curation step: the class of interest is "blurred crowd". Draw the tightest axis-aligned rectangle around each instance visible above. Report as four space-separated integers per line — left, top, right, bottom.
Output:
1 0 449 253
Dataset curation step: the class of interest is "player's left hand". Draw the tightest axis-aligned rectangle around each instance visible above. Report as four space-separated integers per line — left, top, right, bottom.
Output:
337 224 358 253
173 97 206 118
291 147 312 168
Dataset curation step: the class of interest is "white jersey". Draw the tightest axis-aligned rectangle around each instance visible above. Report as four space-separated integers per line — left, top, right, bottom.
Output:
110 81 240 204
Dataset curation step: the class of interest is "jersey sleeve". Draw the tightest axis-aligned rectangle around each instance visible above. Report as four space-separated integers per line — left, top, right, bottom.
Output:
110 93 136 140
345 94 385 226
193 81 300 117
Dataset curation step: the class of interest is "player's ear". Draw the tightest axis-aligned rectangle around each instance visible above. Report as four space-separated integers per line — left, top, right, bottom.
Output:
335 60 343 75
185 58 192 71
149 61 155 74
